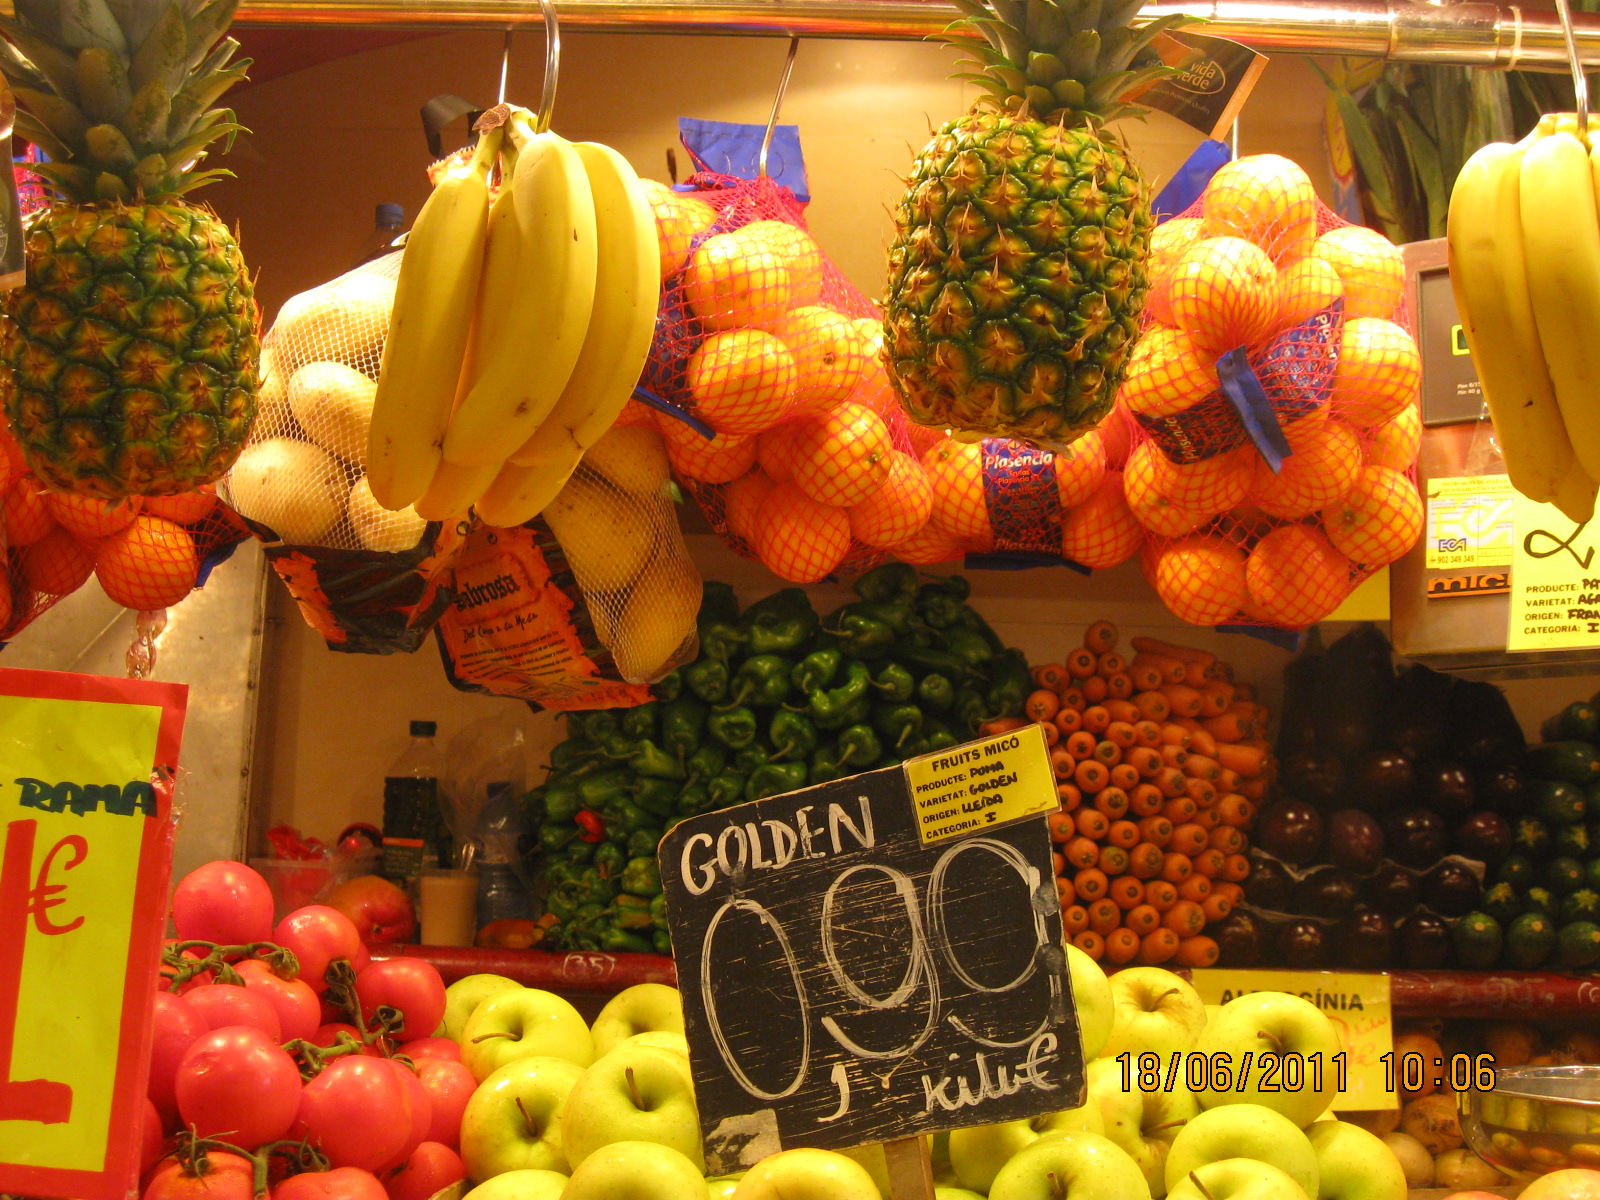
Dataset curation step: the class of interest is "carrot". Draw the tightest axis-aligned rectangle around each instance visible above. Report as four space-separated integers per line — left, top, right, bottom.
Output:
1084 620 1119 654
1066 730 1097 760
1055 874 1074 906
1032 662 1069 691
1104 698 1141 725
1184 753 1222 782
1076 808 1110 840
1233 683 1257 702
1130 662 1165 692
1128 843 1164 878
1048 810 1076 842
1039 720 1060 748
1064 837 1100 870
1201 892 1233 924
1129 783 1165 817
1137 816 1173 847
1162 796 1197 824
1106 672 1132 700
1073 929 1105 960
1216 742 1266 779
1153 767 1189 799
1162 683 1204 718
1085 894 1118 932
1215 767 1239 794
1075 759 1110 793
1083 705 1112 735
1193 805 1221 831
1059 687 1087 712
1176 936 1219 969
1095 786 1130 820
1108 819 1141 850
1105 721 1138 749
1160 853 1193 884
1133 690 1170 722
1170 823 1208 856
1133 720 1164 748
1182 727 1218 758
1159 723 1191 749
1125 904 1161 936
1208 825 1244 854
980 716 1029 736
1110 762 1140 791
1066 647 1098 678
1133 653 1187 684
1081 674 1109 703
1163 898 1205 936
1178 874 1212 903
1097 844 1129 876
1138 928 1181 965
1199 683 1234 717
1144 880 1179 912
1193 848 1227 878
1050 747 1077 781
1237 776 1269 801
1062 905 1090 936
1222 853 1250 881
1126 746 1162 777
1096 652 1126 678
1027 689 1061 723
1217 793 1254 827
1055 707 1083 736
1057 783 1083 811
1213 881 1245 906
1160 743 1190 769
1131 635 1216 666
1106 927 1142 965
1202 712 1254 743
1185 777 1217 807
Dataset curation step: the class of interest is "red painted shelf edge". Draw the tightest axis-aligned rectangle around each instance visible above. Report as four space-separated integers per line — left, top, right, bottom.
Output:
376 947 1600 1018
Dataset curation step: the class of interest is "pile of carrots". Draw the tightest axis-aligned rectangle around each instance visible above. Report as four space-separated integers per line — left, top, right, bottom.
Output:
979 622 1273 971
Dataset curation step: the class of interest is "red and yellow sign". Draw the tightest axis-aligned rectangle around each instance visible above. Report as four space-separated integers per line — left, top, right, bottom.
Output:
0 667 185 1200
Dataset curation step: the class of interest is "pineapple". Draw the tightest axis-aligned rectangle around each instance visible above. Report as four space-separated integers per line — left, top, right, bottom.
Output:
0 0 258 499
884 0 1190 447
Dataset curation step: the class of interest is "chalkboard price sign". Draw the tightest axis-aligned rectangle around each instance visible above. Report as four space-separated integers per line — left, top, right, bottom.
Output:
659 726 1084 1174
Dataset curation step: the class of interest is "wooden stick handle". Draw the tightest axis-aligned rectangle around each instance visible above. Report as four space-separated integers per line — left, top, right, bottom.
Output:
882 1134 936 1200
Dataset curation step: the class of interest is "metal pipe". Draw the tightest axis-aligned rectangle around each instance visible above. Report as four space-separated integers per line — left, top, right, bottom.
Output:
233 0 1600 67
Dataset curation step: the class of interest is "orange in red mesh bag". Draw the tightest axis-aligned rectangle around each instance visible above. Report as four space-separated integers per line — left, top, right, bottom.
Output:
1121 153 1424 630
639 173 923 581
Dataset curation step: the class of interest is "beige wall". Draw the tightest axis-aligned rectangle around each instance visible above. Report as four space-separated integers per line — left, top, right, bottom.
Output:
219 32 1338 846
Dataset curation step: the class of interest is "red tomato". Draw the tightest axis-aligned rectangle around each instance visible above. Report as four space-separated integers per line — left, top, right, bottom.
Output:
139 1096 167 1176
380 1059 433 1171
384 1143 464 1200
274 906 364 995
184 982 282 1040
236 959 321 1042
397 1037 459 1063
175 1027 301 1149
354 959 445 1043
294 1057 410 1171
309 1023 380 1054
148 991 207 1124
414 1059 473 1150
273 1168 388 1200
171 861 275 946
143 1151 255 1200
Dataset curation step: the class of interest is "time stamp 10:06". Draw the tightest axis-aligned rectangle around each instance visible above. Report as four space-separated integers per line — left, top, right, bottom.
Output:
1112 1051 1500 1094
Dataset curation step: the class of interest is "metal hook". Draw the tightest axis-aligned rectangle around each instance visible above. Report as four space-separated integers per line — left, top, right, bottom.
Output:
1556 0 1589 137
758 36 801 179
535 0 561 132
497 28 512 106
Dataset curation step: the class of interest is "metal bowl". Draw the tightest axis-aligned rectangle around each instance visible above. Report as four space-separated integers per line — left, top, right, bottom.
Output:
1461 1065 1600 1179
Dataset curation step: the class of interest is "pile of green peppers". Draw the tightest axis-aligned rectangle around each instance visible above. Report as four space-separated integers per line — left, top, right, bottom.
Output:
521 563 1031 953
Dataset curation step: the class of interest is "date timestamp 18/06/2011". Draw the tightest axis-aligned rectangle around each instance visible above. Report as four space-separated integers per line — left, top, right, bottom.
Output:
1113 1051 1500 1094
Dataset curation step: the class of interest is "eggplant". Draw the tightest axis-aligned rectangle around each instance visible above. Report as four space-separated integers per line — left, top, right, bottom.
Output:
1282 749 1346 808
1243 855 1296 912
1426 860 1483 917
1214 910 1264 967
1396 910 1453 968
1276 918 1329 969
1350 750 1415 812
1326 808 1386 873
1298 866 1361 918
1256 799 1325 866
1314 625 1394 759
1389 664 1454 761
1418 759 1477 818
1277 626 1325 758
1476 761 1529 814
1453 811 1512 863
1383 807 1449 869
1336 907 1394 969
1449 678 1526 768
1362 861 1423 916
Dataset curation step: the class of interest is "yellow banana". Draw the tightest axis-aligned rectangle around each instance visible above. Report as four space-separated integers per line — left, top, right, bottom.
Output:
507 142 661 468
442 124 598 466
473 453 583 529
1521 127 1600 492
1448 132 1593 516
365 125 501 510
414 458 501 522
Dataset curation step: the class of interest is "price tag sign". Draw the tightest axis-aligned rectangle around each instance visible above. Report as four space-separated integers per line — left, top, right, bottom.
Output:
660 728 1082 1175
1189 969 1393 1110
1425 475 1514 570
1507 492 1600 651
0 667 185 1200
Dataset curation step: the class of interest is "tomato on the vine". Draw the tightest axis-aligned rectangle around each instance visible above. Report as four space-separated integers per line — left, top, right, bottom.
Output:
148 991 207 1124
384 1143 464 1200
272 1167 388 1200
236 959 321 1042
274 906 365 995
171 861 275 945
175 1026 301 1149
354 959 445 1042
294 1056 411 1172
139 1096 167 1176
377 1058 431 1172
184 982 282 1040
414 1059 473 1150
143 1151 255 1200
397 1036 458 1063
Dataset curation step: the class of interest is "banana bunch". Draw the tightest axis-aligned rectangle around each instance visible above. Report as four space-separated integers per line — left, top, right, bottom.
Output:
364 105 660 526
1448 113 1600 523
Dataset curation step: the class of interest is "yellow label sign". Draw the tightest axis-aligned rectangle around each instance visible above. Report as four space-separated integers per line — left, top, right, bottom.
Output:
1426 474 1514 569
903 723 1056 846
1190 970 1394 1111
0 668 183 1200
1507 492 1600 652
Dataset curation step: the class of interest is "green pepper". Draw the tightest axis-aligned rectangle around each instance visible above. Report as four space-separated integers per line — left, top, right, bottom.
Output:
746 762 808 802
811 660 872 720
725 655 792 709
576 868 617 907
742 587 813 623
955 604 1006 654
685 744 727 783
650 893 668 923
955 685 989 732
627 828 664 857
622 855 662 896
582 711 621 740
661 698 707 759
602 928 655 954
872 662 915 703
544 781 582 824
769 710 818 761
595 729 637 760
700 580 740 624
708 770 748 808
943 626 995 668
823 611 895 658
633 777 679 817
651 668 684 702
838 723 884 768
735 744 771 774
814 694 870 732
925 720 958 752
917 580 969 628
559 838 595 864
685 658 731 704
594 841 626 880
809 746 844 785
522 788 547 822
985 647 1032 717
918 673 955 711
855 562 919 605
791 647 841 695
675 783 712 817
621 701 659 740
700 619 748 662
708 706 758 749
854 600 916 636
748 603 818 656
539 823 577 855
652 929 672 954
630 739 685 781
549 739 596 773
875 702 924 750
611 801 654 833
614 893 655 929
578 769 632 805
893 638 972 678
546 889 578 922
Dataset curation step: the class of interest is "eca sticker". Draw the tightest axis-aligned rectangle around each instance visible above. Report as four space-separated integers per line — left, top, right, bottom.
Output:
1425 474 1514 570
903 724 1057 846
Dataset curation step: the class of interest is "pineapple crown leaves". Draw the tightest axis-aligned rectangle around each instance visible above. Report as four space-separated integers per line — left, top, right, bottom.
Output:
0 0 249 204
944 0 1196 124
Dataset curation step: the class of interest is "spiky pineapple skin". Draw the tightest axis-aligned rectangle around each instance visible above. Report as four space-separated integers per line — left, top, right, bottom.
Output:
885 110 1153 447
0 203 259 499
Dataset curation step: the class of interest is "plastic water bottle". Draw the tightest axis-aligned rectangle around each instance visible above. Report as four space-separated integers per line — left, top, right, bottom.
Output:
353 202 405 267
381 720 446 889
474 781 532 926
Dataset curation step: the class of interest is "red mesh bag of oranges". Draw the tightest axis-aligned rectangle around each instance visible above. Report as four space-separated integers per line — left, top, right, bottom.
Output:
0 410 249 640
1114 154 1424 630
636 171 944 583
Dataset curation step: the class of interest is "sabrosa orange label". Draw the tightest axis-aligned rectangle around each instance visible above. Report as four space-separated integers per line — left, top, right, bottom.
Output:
437 522 650 710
